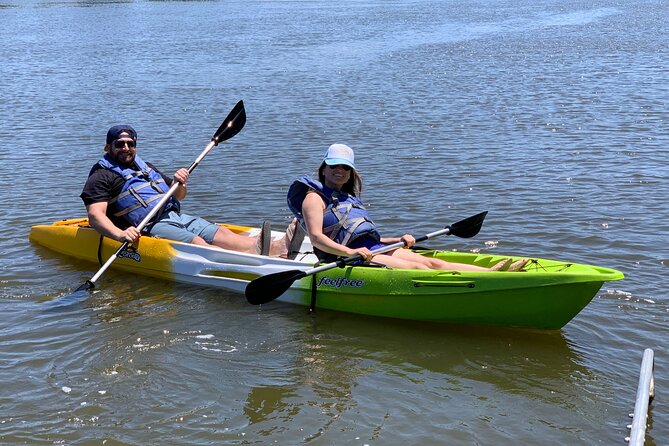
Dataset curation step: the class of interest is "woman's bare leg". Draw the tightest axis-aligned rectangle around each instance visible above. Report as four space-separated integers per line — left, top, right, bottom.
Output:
367 252 432 269
387 249 509 271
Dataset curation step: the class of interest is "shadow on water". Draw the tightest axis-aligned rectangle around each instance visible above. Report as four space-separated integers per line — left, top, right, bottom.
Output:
243 304 592 426
20 242 621 442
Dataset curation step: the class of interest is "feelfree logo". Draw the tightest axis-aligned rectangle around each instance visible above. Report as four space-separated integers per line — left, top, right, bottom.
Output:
316 276 366 289
119 246 141 262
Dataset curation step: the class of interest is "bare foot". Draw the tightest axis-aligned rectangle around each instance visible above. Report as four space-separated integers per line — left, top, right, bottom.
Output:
269 239 288 257
489 258 512 271
269 219 297 258
507 258 529 272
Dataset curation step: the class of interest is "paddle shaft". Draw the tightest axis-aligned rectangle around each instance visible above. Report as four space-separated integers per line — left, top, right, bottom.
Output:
300 210 489 279
86 141 218 287
303 227 451 276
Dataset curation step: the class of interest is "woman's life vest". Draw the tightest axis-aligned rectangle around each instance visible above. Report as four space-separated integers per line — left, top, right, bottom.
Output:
97 154 180 227
287 176 381 259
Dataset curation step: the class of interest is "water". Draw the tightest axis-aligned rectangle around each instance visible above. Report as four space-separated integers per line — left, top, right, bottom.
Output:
1 0 667 444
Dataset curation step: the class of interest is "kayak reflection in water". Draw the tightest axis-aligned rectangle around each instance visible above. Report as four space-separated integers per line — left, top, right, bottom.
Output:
286 144 528 272
80 124 293 256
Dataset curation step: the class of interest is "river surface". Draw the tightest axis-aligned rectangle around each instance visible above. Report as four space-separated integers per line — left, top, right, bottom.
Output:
1 0 667 444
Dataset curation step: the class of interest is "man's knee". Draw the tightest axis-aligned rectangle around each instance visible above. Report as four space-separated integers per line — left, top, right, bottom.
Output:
190 235 210 246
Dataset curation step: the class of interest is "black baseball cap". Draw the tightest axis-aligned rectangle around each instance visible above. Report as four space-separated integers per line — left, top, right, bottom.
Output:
106 125 137 144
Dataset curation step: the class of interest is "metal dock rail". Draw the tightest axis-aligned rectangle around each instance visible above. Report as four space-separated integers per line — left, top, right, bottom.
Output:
626 348 655 445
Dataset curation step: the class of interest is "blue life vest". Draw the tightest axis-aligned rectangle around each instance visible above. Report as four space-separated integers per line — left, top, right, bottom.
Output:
97 154 179 227
287 176 381 251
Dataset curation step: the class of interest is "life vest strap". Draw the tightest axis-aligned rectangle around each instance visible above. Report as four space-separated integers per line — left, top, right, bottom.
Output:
339 217 371 246
109 178 167 205
113 193 165 218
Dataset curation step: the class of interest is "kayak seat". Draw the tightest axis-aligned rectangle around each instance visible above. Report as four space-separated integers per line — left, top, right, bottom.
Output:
256 221 271 256
287 223 306 260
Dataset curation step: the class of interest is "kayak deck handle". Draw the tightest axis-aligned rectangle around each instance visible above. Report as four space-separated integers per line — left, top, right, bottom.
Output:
412 279 476 288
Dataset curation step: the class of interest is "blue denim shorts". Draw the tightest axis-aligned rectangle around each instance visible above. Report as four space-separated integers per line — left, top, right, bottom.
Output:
147 210 219 244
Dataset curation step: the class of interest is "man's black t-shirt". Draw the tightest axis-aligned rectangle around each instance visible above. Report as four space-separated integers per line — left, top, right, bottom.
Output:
80 161 171 229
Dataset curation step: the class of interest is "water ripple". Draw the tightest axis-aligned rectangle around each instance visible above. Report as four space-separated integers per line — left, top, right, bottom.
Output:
1 0 668 443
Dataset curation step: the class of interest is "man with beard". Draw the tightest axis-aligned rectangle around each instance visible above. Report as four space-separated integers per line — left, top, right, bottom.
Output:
80 125 290 255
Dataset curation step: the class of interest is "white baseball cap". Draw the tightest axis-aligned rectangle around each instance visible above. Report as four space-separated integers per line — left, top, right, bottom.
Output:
323 144 355 169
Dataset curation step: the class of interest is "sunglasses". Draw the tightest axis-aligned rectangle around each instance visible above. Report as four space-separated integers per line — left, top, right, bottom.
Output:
329 164 352 171
113 139 136 149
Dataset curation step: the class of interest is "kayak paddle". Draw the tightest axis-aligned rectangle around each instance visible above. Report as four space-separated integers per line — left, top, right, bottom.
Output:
51 100 246 308
244 211 488 305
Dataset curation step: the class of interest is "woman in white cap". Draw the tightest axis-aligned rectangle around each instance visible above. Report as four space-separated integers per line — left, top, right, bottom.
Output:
287 144 527 271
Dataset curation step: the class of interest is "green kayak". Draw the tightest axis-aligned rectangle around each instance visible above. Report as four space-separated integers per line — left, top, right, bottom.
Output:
272 249 624 329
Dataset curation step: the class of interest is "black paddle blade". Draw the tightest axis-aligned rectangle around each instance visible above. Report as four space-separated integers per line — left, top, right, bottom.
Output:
245 270 307 305
449 211 488 238
212 100 246 144
44 281 94 310
75 280 95 292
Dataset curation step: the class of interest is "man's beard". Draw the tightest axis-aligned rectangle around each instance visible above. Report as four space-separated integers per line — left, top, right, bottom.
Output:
111 152 136 168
